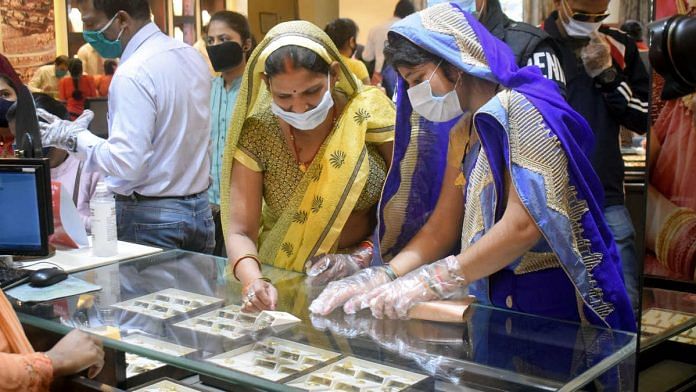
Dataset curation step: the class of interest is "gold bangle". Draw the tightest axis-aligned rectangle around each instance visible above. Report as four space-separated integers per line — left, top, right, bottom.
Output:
232 254 262 281
656 208 696 265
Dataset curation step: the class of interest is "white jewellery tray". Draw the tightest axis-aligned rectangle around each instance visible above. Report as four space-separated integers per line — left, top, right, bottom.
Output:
130 379 202 392
111 289 223 320
173 304 301 340
206 337 340 382
122 334 197 378
286 356 429 391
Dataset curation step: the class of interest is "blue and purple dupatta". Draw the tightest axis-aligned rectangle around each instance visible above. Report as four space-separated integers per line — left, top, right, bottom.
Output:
378 3 635 331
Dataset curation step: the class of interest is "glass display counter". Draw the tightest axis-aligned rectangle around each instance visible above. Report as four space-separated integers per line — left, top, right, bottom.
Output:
11 250 637 391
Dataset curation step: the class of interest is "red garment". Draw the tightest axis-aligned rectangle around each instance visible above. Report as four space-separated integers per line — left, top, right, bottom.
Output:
96 74 112 97
58 76 96 119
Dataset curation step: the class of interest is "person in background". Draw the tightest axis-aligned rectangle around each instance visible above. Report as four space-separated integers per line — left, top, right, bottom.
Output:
543 0 649 314
28 55 69 98
363 0 415 94
221 21 395 312
7 94 102 232
0 290 104 391
97 59 117 97
325 18 371 85
205 10 253 256
311 4 635 332
59 58 97 120
620 19 648 50
0 74 18 158
39 0 214 253
77 42 105 76
194 23 216 76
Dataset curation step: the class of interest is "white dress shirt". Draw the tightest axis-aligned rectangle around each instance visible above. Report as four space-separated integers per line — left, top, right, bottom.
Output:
81 23 212 197
362 17 399 73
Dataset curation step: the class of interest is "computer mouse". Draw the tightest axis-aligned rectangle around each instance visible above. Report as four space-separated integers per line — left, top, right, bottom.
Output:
29 268 68 288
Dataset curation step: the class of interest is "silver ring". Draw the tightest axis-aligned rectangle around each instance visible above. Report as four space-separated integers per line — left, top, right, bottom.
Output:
247 290 256 301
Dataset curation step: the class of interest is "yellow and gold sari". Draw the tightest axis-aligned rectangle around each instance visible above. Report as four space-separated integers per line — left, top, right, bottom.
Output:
220 21 395 273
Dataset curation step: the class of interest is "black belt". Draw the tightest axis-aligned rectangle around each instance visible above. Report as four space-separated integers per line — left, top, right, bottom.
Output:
114 192 201 201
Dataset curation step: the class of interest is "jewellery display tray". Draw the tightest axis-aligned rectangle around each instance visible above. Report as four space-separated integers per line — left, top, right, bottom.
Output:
171 304 301 352
110 289 223 335
129 377 206 392
287 356 432 391
122 334 198 378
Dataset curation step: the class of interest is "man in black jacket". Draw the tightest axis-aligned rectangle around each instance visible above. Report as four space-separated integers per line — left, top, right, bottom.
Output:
478 0 566 91
544 0 649 314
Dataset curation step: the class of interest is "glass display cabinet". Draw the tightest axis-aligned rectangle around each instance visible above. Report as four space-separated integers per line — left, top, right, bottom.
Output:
11 250 637 391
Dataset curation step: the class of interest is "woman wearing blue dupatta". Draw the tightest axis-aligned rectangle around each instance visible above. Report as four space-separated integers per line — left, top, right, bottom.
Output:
311 3 635 331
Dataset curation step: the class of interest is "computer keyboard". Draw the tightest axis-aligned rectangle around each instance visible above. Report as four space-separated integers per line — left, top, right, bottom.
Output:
0 267 31 290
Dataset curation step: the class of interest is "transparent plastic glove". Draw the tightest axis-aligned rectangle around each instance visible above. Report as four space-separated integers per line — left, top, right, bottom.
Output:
368 255 468 320
308 266 391 315
37 108 94 150
581 33 613 78
305 242 373 286
241 278 277 313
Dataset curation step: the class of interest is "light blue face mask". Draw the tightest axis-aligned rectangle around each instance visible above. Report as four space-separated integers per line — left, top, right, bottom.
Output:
427 0 477 15
82 14 125 59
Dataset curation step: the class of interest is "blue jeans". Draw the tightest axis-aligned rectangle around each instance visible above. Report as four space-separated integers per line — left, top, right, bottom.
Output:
116 192 215 254
603 205 639 315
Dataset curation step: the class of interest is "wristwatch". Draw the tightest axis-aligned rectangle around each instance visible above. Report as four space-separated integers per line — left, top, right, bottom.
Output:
595 67 618 86
66 134 78 152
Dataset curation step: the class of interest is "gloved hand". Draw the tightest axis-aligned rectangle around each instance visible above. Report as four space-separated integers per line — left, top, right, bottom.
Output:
308 266 392 315
241 278 278 313
37 109 94 149
581 33 613 78
305 241 373 286
366 255 469 320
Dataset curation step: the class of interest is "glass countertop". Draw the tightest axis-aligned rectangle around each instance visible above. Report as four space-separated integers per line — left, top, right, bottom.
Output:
640 287 696 351
12 250 636 391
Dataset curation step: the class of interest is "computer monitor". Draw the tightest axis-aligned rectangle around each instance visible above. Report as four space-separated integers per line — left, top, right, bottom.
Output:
12 84 44 158
0 158 52 257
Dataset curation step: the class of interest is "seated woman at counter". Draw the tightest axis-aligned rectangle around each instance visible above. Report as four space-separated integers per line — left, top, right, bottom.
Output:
311 3 635 331
0 290 104 391
220 21 395 312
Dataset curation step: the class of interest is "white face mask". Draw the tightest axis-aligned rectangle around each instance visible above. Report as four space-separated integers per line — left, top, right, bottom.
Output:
271 73 334 131
407 62 464 122
562 18 602 38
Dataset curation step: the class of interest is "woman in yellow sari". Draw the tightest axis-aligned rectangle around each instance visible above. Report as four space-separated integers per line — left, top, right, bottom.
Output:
220 21 395 312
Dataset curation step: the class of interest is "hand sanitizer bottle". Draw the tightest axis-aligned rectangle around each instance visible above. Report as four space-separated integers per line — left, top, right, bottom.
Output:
90 182 118 257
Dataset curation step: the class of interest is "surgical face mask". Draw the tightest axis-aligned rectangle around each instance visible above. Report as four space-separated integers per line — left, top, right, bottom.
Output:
206 41 244 72
55 69 68 78
560 1 603 38
562 18 602 38
83 14 125 59
270 73 335 131
407 62 464 122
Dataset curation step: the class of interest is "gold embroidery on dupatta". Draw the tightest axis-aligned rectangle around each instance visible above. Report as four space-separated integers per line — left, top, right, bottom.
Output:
504 90 614 320
381 112 422 261
420 4 487 69
460 149 492 249
514 252 561 275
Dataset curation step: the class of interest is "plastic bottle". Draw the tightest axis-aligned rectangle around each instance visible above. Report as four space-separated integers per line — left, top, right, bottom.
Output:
90 182 118 257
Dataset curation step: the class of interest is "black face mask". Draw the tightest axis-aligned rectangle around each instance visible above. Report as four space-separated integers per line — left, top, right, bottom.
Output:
206 41 244 72
0 98 13 128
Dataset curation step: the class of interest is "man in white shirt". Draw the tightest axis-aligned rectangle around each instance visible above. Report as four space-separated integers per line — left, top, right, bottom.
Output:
27 56 70 98
38 0 215 253
362 0 415 91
